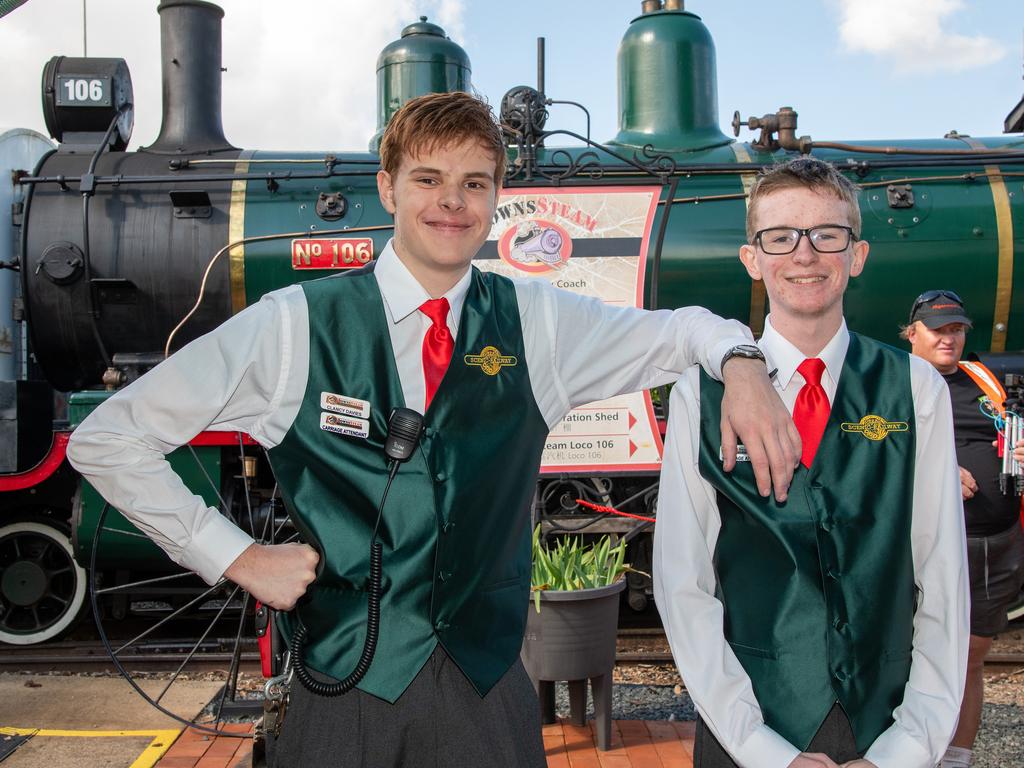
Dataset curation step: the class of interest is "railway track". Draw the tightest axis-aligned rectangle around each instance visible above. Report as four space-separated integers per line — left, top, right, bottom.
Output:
5 630 1022 674
0 639 261 671
614 629 1024 672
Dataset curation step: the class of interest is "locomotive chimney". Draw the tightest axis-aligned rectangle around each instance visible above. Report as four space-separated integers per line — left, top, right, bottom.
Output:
145 0 235 153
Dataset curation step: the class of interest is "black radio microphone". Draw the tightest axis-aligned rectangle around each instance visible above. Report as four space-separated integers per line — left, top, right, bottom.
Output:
291 407 425 697
384 407 425 464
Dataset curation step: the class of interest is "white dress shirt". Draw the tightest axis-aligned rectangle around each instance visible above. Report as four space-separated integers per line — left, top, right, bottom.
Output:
653 316 969 768
67 239 752 586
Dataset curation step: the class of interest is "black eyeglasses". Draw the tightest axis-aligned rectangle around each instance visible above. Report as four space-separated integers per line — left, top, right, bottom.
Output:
910 289 963 319
753 225 857 255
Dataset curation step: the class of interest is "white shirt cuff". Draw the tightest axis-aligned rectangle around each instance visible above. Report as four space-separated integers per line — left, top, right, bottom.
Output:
178 509 256 585
727 722 800 768
864 725 935 768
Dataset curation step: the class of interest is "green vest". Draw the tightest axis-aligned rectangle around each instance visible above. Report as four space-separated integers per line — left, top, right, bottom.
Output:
268 263 549 702
698 333 916 753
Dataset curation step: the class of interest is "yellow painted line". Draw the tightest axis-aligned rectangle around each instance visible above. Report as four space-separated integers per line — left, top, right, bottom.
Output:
128 730 180 768
229 149 255 314
962 138 1015 351
0 726 180 768
731 143 767 338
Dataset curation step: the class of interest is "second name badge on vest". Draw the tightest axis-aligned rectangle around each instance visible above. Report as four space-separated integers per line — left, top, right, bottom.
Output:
320 411 370 439
320 391 371 419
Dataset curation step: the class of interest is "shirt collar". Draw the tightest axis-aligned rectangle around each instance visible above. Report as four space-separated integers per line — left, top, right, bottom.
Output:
759 314 849 391
374 239 472 332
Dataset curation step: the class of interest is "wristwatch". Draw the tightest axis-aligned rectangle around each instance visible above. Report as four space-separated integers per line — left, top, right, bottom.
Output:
720 344 767 371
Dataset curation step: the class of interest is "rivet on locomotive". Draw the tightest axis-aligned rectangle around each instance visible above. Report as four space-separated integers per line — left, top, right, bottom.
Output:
2 0 1023 647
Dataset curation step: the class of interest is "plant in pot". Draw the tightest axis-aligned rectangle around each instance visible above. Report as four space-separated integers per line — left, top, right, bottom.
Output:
521 526 633 751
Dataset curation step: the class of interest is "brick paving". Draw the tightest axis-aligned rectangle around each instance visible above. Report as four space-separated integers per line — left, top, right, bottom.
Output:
155 723 253 768
155 719 695 767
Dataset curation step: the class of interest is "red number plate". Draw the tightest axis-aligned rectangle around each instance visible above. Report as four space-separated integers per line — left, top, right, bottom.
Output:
291 238 373 270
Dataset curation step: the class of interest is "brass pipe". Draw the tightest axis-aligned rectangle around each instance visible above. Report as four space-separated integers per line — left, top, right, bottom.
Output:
811 140 1024 156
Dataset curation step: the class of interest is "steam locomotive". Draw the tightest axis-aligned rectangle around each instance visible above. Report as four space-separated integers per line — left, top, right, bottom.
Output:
3 0 1023 646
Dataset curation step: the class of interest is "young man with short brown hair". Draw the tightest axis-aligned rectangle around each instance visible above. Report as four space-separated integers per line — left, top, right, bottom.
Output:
69 91 799 766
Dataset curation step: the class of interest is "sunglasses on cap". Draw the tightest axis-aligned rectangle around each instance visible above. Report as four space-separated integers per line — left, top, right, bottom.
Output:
910 289 964 320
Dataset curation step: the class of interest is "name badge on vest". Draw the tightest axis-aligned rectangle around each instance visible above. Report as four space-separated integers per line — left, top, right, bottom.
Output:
320 391 371 419
719 444 750 462
320 411 370 439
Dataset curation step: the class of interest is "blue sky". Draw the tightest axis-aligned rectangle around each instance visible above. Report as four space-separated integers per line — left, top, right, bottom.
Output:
462 0 1021 144
1 1 1020 150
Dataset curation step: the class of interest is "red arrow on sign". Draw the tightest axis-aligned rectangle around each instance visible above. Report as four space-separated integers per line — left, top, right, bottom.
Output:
629 440 637 457
628 412 637 429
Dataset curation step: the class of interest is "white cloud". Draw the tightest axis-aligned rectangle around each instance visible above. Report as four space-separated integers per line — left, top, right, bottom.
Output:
0 0 467 151
835 0 1006 74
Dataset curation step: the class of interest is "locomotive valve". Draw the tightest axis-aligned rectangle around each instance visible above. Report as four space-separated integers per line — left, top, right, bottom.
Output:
731 107 812 153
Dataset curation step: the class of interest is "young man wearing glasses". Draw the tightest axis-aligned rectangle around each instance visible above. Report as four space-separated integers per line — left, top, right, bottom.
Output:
902 292 1024 768
654 157 968 768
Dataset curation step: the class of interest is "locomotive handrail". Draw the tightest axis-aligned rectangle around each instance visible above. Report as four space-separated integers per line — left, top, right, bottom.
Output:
163 225 395 357
0 430 259 493
15 168 382 187
15 153 1024 191
0 430 70 491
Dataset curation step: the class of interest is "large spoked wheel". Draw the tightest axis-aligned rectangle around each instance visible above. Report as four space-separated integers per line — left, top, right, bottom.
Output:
90 441 291 737
0 516 88 645
1008 589 1024 623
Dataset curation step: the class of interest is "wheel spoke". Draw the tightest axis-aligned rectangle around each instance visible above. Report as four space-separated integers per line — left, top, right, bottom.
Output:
35 540 54 562
155 584 241 705
42 593 70 607
214 590 252 723
0 603 17 632
113 579 227 655
96 570 197 595
238 434 256 537
100 526 150 540
187 445 229 512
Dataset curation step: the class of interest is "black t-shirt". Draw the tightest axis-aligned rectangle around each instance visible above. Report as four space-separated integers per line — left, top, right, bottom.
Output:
944 367 1021 536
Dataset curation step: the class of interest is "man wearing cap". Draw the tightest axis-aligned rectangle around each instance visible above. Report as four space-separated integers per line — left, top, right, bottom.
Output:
903 291 1024 768
655 157 969 768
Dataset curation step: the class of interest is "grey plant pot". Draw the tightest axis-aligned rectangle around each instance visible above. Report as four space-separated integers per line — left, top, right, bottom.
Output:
521 579 625 681
520 579 625 751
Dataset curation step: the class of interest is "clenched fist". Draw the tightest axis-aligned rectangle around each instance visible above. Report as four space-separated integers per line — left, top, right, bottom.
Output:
224 542 319 610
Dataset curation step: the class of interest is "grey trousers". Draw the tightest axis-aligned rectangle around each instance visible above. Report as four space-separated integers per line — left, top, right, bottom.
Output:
694 704 861 767
266 645 545 768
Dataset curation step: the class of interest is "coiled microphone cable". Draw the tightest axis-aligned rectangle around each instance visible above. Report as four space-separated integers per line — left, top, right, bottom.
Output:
290 407 424 696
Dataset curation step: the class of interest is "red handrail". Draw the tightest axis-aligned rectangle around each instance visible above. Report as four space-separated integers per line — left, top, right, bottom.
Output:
0 430 257 492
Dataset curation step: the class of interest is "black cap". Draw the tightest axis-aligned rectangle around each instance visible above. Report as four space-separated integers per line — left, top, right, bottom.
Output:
909 290 973 330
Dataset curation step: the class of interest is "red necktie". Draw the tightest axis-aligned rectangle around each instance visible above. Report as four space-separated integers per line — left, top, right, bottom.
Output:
419 298 454 410
793 358 830 468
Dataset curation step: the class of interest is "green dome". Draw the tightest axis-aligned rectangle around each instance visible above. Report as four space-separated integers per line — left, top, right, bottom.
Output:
370 17 472 151
610 9 731 153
